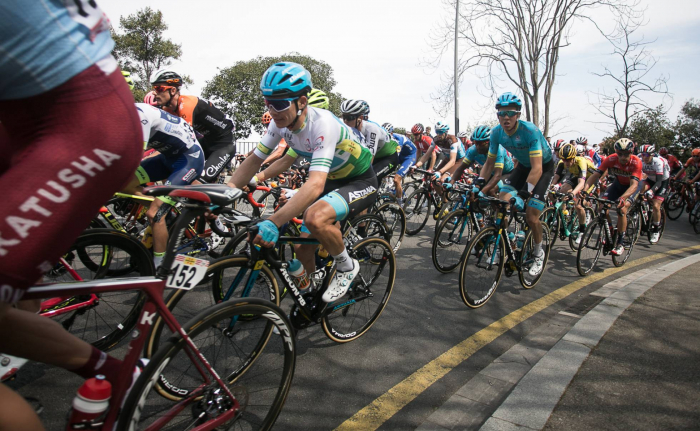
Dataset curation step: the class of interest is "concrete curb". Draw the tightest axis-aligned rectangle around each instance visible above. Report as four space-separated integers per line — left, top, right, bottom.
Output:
479 252 700 430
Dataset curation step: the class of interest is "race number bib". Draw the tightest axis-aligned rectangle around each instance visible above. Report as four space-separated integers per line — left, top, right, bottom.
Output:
62 0 111 41
166 255 209 290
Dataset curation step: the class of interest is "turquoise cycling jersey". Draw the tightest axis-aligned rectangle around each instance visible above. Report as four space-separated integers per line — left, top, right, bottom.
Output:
488 120 552 168
464 145 514 174
0 0 115 100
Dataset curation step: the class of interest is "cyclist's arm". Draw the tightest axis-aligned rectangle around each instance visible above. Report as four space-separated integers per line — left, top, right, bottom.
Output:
440 149 458 174
268 170 326 227
228 153 264 188
674 167 686 181
450 158 470 185
585 171 602 190
256 153 297 183
620 178 639 202
428 150 437 170
479 155 496 181
526 156 543 191
572 176 586 196
482 166 503 195
690 170 700 184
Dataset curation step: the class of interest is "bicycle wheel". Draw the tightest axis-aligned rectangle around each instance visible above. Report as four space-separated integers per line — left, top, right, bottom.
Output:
612 217 636 267
538 207 558 247
45 229 152 351
690 199 699 225
459 226 505 308
628 210 643 246
119 298 295 431
518 222 551 289
665 192 684 220
348 213 392 245
145 255 281 359
322 237 396 343
432 209 471 273
374 201 406 252
692 202 700 234
404 189 430 236
568 208 595 252
255 189 276 217
576 221 604 276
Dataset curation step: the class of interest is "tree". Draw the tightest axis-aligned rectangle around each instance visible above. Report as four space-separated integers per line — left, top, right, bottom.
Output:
427 0 640 137
111 7 191 102
588 14 671 138
626 105 675 149
202 53 344 142
675 99 700 153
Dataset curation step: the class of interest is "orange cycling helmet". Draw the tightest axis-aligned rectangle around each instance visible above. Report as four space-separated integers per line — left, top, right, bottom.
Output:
262 111 272 125
692 148 700 157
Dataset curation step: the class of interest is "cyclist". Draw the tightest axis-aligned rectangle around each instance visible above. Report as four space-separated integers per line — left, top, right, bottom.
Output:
148 69 236 184
340 100 399 186
659 147 683 177
552 139 565 166
450 125 514 196
637 144 669 243
228 62 375 303
476 92 554 276
551 143 597 244
259 110 290 165
121 104 205 268
458 131 471 149
584 138 642 255
0 2 143 428
673 148 700 183
383 123 417 206
411 123 435 164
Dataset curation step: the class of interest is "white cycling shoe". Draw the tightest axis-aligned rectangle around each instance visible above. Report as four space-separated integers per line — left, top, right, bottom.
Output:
649 232 660 244
528 250 545 276
323 259 359 303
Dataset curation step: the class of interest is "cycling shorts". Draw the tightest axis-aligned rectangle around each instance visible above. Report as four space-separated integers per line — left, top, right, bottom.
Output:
640 178 669 202
200 141 235 183
397 154 416 178
603 179 639 203
434 152 449 170
501 159 554 211
136 146 205 187
373 152 399 184
0 66 142 303
301 167 378 233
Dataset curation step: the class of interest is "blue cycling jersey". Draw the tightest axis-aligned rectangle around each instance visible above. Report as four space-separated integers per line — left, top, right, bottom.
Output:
464 145 514 174
393 133 417 158
0 0 116 100
488 120 552 167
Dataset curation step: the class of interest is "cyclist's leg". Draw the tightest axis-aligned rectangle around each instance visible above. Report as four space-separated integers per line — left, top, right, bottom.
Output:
197 141 236 184
0 382 44 431
525 161 554 245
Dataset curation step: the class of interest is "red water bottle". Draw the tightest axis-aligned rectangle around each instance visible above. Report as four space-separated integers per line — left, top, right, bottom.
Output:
66 374 111 429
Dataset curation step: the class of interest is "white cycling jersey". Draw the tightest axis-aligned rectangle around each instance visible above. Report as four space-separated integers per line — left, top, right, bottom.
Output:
136 103 201 157
254 107 373 180
642 156 669 183
358 119 391 158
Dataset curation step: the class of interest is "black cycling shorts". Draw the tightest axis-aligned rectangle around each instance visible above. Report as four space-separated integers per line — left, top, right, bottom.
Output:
603 179 639 202
200 140 236 183
319 167 379 222
502 159 555 210
372 152 399 185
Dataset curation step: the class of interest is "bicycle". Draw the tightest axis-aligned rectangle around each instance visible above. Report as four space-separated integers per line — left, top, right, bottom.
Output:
458 196 551 308
17 184 296 430
576 195 637 276
539 190 595 251
146 205 397 353
665 179 695 221
403 168 449 235
627 192 666 245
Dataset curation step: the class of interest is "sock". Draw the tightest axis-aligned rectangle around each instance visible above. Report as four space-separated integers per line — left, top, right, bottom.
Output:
153 252 165 268
70 346 123 385
652 222 660 232
579 223 586 233
533 241 543 256
333 249 353 272
214 217 226 232
617 232 626 246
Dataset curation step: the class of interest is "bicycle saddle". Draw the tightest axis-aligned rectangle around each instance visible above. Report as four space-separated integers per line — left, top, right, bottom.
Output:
143 184 244 206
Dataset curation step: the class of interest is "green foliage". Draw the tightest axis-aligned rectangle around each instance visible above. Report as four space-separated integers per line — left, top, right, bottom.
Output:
202 53 344 142
394 127 407 135
675 99 700 153
111 7 191 102
627 105 676 150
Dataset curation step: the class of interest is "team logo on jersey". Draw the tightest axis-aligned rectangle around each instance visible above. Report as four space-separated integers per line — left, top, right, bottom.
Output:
182 169 197 183
347 185 377 202
314 136 325 151
159 110 181 124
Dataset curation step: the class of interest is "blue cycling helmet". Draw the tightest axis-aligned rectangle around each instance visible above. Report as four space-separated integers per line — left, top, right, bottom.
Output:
435 122 450 134
471 125 491 142
260 62 313 99
495 92 522 110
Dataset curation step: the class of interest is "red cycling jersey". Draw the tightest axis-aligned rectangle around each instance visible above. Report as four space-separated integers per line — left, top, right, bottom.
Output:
415 135 434 153
663 154 682 171
596 154 643 185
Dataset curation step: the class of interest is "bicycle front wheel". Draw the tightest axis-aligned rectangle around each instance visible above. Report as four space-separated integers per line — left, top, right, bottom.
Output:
576 221 604 276
119 298 295 431
665 191 684 220
612 217 636 267
459 226 505 308
374 201 406 252
404 189 430 236
518 222 550 289
322 237 396 343
432 209 471 273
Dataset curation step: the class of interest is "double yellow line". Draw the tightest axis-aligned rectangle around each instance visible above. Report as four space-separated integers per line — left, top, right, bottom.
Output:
336 244 700 430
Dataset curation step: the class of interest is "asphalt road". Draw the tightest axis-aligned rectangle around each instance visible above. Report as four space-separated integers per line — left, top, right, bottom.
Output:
7 209 700 430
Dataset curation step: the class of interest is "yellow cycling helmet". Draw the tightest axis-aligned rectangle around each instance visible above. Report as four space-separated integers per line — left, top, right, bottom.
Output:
122 70 135 91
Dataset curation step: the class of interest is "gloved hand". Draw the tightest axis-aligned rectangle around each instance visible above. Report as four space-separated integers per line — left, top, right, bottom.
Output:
513 196 525 211
253 220 279 247
518 189 531 200
644 190 654 200
433 171 441 180
444 182 453 190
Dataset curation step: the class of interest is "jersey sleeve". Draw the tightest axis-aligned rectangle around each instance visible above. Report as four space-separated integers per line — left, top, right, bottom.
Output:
528 133 544 159
463 146 475 166
254 122 282 159
487 130 499 160
555 160 565 177
493 147 505 169
306 121 340 174
630 158 643 181
176 95 197 126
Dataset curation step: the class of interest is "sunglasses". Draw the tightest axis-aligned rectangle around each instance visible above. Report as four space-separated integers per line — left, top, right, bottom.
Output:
641 152 652 157
264 98 297 112
474 139 489 145
152 85 174 93
497 110 520 118
342 114 360 121
616 151 632 156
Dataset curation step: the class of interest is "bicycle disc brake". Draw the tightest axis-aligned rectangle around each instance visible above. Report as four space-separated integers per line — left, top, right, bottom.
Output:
191 385 239 425
504 258 516 277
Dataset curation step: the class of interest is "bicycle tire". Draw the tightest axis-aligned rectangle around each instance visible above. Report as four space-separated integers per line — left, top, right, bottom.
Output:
45 229 153 351
348 213 392 245
612 216 636 267
692 202 700 234
568 207 595 252
647 207 667 243
432 209 471 273
118 298 295 431
144 255 281 359
690 199 699 225
665 191 684 220
322 237 396 343
459 226 505 308
404 189 430 236
518 222 550 289
576 221 604 276
374 201 406 252
538 207 558 247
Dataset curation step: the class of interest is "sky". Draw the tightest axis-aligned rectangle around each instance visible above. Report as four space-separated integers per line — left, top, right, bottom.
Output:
101 0 700 144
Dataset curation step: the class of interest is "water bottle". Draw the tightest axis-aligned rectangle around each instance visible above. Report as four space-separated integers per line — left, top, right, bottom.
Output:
508 231 516 248
287 259 311 291
515 230 526 250
66 375 111 429
141 225 153 249
476 213 484 228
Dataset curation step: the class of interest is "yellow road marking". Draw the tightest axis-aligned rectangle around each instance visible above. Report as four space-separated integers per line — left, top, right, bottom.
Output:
336 244 700 430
